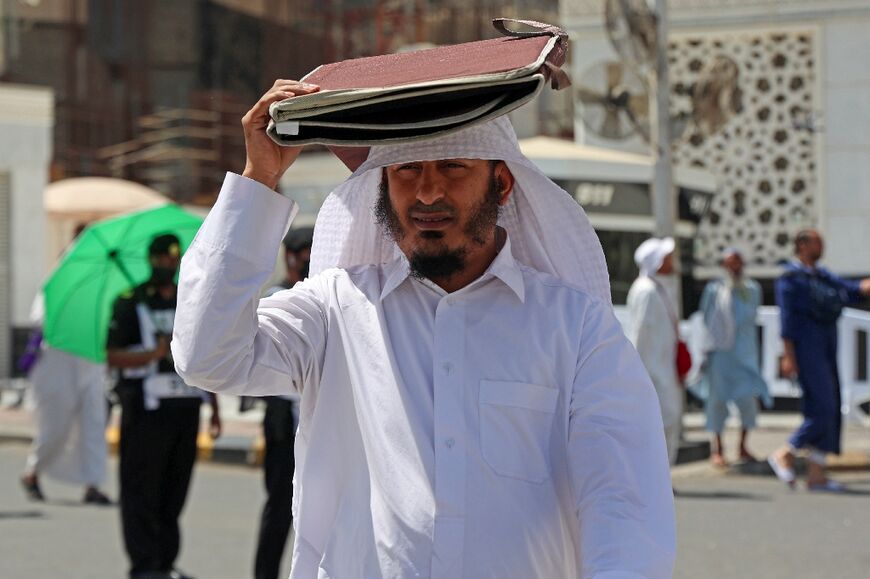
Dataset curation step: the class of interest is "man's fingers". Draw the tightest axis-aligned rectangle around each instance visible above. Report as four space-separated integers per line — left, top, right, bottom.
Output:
242 84 320 130
271 79 320 93
242 91 291 130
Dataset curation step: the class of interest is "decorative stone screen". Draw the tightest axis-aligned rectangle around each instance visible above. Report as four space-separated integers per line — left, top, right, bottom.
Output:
669 28 818 268
563 0 823 19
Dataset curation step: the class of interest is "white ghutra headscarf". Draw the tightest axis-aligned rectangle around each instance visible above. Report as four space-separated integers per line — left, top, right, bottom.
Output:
309 117 611 303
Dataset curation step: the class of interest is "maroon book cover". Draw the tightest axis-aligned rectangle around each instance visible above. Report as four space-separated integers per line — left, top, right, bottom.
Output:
268 19 571 169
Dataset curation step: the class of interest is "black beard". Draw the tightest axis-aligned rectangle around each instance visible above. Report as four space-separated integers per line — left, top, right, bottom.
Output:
408 247 468 281
373 167 502 281
150 266 177 287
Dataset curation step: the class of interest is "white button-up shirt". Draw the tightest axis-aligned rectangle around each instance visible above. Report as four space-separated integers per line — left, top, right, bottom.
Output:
173 173 676 579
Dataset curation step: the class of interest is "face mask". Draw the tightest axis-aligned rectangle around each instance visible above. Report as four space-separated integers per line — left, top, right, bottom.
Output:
151 266 177 286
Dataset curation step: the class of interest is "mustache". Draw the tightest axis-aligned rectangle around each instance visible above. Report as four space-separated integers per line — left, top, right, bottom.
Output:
408 202 455 215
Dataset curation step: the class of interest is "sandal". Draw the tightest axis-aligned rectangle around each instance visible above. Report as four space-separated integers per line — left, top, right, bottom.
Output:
807 479 847 493
83 487 112 505
767 455 796 489
20 474 45 502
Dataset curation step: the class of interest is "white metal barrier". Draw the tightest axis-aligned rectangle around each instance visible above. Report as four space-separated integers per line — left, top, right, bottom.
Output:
613 305 870 425
834 308 870 425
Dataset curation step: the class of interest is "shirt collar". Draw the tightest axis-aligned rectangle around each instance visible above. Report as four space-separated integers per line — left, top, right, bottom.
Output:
788 259 817 274
380 233 526 303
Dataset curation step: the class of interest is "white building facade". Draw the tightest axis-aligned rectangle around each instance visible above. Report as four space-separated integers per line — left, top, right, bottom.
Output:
562 0 870 280
0 83 53 383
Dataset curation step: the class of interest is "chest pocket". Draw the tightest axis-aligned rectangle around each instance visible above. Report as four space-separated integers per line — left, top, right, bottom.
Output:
479 380 559 483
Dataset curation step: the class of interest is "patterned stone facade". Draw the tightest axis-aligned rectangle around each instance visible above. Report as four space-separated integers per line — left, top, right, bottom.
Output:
668 28 818 268
563 0 826 19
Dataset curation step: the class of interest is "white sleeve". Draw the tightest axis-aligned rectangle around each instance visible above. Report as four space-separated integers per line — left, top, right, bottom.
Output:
568 302 676 579
172 172 327 397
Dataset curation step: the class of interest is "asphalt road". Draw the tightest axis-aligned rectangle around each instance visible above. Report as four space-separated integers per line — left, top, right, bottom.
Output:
0 442 270 579
2 442 870 578
672 472 870 579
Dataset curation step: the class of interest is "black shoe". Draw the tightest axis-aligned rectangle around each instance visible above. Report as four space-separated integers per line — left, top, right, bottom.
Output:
167 569 195 579
20 475 45 502
83 487 112 505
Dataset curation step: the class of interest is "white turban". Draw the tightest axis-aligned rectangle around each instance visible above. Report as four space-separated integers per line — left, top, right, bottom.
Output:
634 237 675 277
309 117 611 303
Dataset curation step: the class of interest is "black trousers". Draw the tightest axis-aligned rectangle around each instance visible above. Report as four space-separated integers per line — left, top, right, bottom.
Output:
117 383 200 577
254 397 297 579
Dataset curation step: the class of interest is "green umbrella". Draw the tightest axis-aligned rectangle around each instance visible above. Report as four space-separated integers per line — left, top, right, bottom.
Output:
42 204 204 363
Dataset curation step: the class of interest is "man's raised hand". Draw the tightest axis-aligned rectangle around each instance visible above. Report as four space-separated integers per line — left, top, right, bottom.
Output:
241 79 320 190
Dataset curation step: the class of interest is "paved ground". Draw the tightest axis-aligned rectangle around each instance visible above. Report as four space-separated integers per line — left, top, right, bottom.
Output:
4 388 870 578
0 443 271 579
3 439 870 579
672 472 870 579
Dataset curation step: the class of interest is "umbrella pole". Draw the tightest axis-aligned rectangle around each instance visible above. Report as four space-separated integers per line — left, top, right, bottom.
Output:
107 250 166 335
108 250 139 289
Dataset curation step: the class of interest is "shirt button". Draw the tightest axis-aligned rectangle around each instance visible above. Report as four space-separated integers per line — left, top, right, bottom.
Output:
442 362 453 375
445 438 455 449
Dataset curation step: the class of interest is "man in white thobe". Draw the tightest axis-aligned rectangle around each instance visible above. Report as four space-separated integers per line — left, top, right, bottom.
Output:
20 294 111 504
173 80 675 579
626 237 684 466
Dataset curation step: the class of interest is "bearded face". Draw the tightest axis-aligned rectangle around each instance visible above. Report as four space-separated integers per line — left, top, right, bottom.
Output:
374 159 505 281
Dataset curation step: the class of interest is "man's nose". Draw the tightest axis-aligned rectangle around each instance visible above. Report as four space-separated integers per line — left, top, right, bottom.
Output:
415 166 446 205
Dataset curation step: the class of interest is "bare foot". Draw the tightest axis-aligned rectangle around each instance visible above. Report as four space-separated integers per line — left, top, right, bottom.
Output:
773 448 795 470
711 453 728 468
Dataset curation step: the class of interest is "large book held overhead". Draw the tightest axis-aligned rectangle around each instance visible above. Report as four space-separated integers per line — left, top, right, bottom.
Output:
267 18 571 164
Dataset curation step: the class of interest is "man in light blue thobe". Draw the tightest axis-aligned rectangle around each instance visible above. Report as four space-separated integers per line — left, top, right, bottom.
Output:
698 248 769 467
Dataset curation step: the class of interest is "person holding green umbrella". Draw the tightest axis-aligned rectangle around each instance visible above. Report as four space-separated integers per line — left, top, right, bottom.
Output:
20 224 113 506
41 204 205 364
107 234 221 579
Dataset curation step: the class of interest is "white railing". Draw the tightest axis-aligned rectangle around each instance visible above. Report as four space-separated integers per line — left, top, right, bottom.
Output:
613 305 870 425
833 308 870 425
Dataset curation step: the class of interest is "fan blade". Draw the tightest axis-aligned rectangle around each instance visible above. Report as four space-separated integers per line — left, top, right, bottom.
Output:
576 87 609 106
623 104 650 139
607 62 623 91
601 109 624 138
628 93 650 118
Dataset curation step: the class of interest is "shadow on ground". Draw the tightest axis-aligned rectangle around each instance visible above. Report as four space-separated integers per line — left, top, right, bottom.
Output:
0 509 44 520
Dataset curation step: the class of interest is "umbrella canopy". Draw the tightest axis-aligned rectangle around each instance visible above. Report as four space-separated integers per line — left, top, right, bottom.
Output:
43 177 170 264
42 204 204 362
44 177 168 220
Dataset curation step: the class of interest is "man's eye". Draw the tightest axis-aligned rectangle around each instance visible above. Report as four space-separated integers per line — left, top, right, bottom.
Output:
396 164 420 172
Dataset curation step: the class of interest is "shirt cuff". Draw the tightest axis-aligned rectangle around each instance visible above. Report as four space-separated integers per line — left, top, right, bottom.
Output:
195 172 299 269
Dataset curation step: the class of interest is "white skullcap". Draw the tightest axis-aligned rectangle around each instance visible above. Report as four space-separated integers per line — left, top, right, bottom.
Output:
308 116 612 303
634 237 675 277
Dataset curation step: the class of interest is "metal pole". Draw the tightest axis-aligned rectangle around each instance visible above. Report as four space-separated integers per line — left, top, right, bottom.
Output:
650 0 674 240
649 0 682 312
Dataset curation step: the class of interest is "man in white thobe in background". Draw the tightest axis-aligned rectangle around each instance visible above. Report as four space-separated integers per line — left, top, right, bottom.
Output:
172 79 676 579
627 237 684 466
20 294 111 504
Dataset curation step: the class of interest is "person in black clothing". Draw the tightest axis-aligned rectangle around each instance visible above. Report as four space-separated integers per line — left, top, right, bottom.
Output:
253 226 312 579
107 234 222 579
